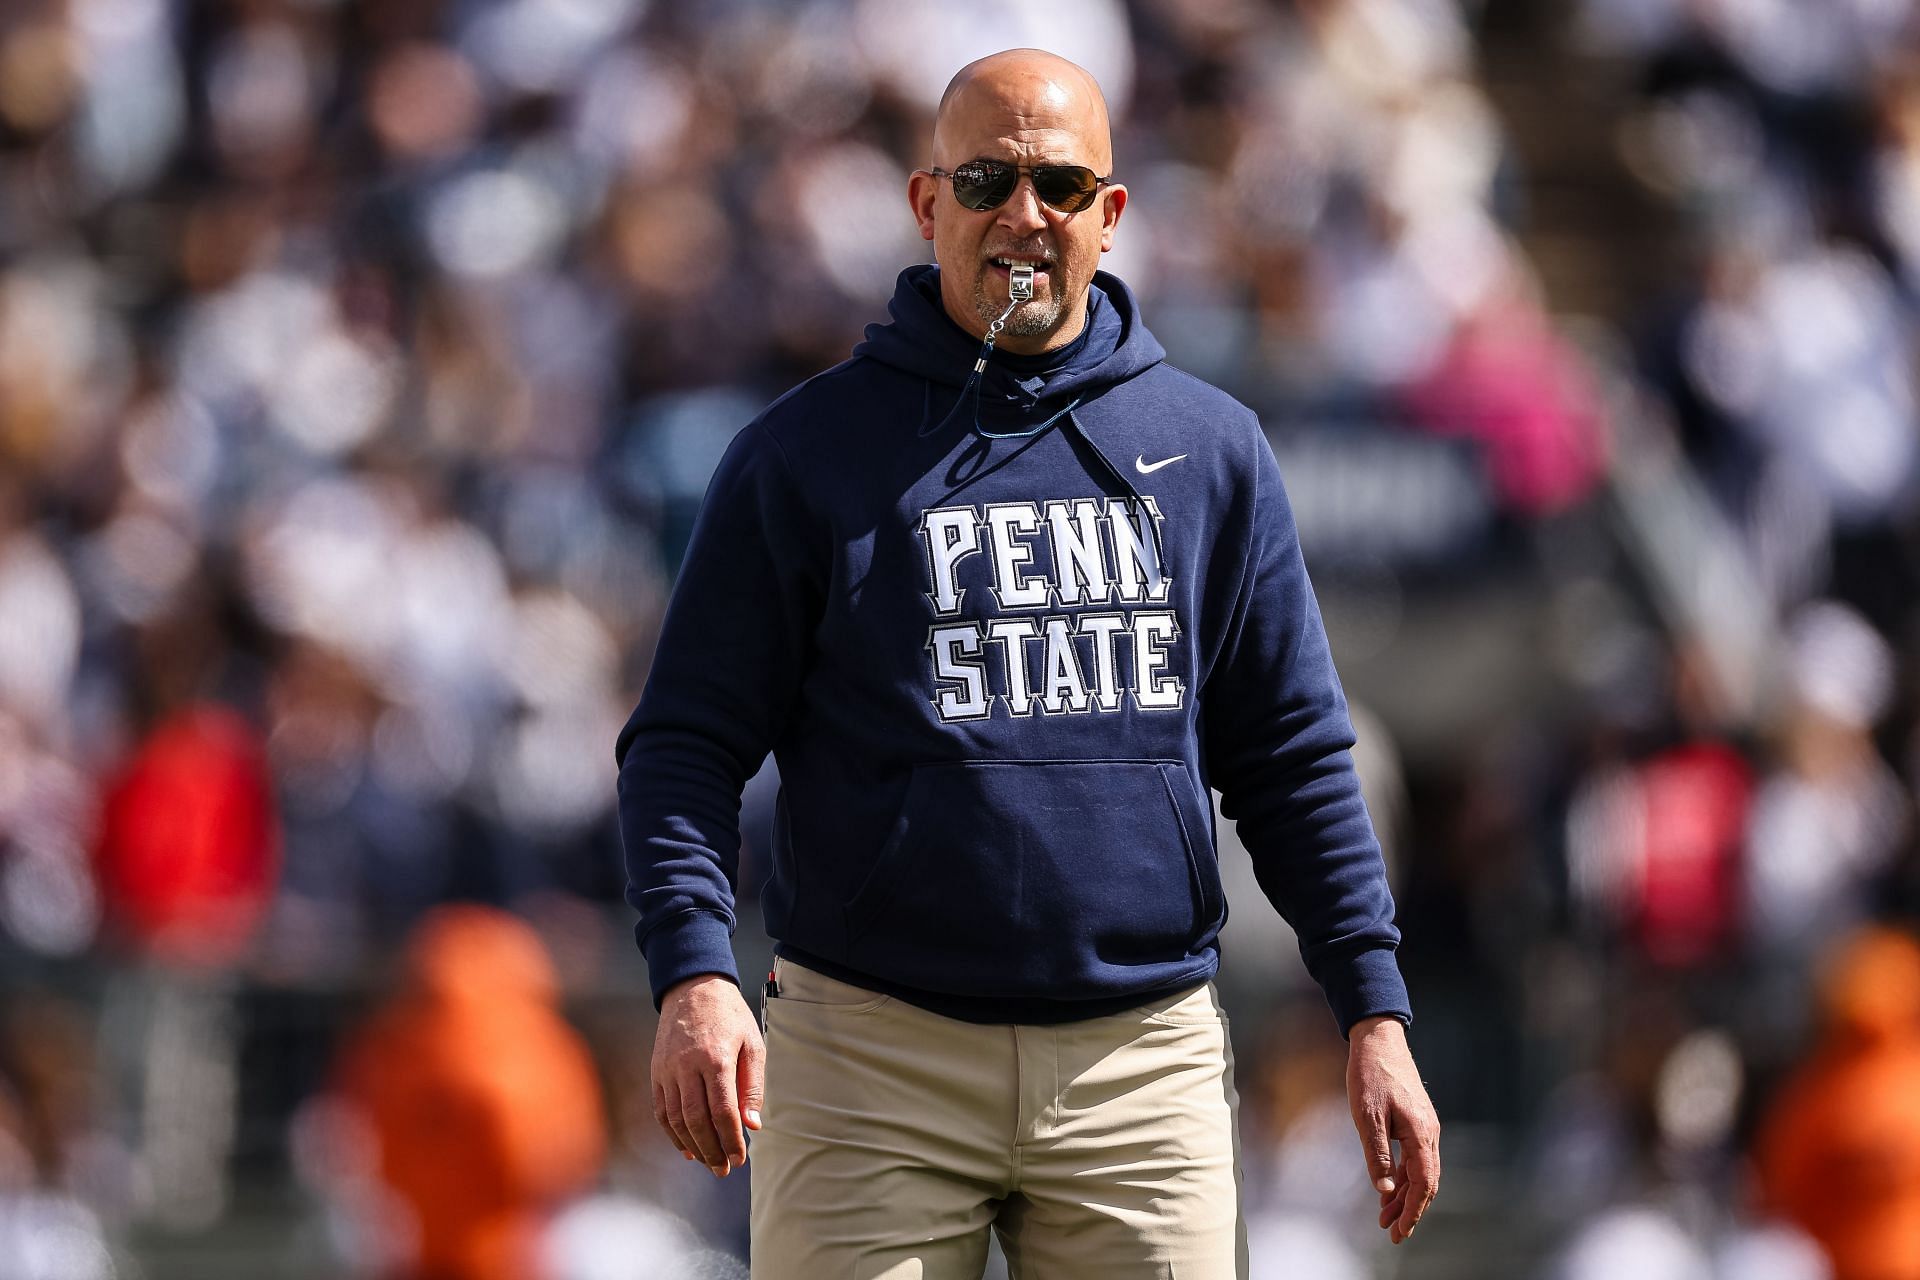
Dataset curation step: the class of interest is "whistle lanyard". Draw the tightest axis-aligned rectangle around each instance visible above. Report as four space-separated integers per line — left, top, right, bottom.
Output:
920 269 1082 441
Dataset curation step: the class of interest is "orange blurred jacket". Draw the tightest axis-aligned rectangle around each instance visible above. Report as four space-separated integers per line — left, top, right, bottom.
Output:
334 905 607 1280
1756 928 1920 1280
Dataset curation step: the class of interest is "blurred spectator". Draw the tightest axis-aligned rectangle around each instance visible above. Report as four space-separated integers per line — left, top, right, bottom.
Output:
1548 1203 1831 1280
92 703 278 969
1566 643 1755 969
1568 736 1752 968
1746 604 1910 969
1550 1205 1714 1280
541 1193 747 1280
328 905 606 1280
1399 255 1611 518
0 992 123 1280
1754 926 1920 1280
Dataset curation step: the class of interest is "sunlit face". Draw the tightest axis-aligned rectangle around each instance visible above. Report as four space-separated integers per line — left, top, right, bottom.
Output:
908 67 1126 356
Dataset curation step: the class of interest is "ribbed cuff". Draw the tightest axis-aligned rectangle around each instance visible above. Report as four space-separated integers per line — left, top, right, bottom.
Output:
1324 945 1413 1039
642 910 741 1010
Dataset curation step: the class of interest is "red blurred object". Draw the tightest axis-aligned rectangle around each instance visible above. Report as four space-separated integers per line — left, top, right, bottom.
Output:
93 703 279 968
1633 741 1752 968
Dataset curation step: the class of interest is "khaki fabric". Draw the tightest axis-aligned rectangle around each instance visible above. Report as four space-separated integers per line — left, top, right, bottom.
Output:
749 956 1248 1280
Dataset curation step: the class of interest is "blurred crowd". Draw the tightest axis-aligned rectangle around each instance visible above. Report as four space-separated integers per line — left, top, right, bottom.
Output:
0 0 1918 1275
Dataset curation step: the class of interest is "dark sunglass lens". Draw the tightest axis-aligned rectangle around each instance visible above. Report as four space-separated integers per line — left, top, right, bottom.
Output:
1034 166 1099 212
951 161 1016 211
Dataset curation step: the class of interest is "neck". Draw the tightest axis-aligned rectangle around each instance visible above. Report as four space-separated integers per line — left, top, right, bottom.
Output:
997 303 1089 356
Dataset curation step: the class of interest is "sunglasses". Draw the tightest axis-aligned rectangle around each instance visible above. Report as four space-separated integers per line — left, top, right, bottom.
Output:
922 159 1114 214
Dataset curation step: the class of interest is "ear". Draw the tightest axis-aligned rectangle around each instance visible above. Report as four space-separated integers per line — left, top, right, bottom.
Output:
1098 184 1127 253
908 170 939 242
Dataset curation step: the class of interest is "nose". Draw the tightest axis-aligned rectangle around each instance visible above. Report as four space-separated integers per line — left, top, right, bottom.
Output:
994 173 1048 236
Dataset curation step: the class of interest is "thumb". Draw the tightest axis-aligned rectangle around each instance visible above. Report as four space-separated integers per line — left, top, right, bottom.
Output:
738 1033 766 1131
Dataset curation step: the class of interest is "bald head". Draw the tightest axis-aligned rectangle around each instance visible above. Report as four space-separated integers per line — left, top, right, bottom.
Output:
910 48 1126 355
932 49 1113 174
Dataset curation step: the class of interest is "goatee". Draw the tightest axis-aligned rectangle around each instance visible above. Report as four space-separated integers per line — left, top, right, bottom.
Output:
971 279 1063 338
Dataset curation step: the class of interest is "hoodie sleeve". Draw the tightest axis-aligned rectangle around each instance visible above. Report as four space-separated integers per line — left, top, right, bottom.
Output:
615 420 825 1009
1202 433 1411 1037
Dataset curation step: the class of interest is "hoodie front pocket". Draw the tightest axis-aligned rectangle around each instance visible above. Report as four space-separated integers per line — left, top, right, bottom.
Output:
840 759 1224 994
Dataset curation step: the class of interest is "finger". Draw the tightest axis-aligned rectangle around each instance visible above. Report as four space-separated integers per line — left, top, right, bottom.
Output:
653 1081 695 1160
1359 1108 1396 1193
660 1078 700 1163
1378 1159 1405 1208
1395 1138 1440 1239
1390 1194 1417 1246
677 1072 729 1172
1378 1187 1407 1230
739 1032 766 1134
1378 1158 1407 1222
707 1060 747 1172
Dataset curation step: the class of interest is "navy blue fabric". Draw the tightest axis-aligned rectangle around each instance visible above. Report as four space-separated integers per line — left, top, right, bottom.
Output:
615 264 1411 1034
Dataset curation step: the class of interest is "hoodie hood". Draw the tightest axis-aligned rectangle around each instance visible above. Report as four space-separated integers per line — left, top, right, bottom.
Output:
854 263 1174 569
853 264 1165 412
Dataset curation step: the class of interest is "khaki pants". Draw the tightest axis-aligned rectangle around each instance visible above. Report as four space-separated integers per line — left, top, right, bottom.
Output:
749 956 1248 1279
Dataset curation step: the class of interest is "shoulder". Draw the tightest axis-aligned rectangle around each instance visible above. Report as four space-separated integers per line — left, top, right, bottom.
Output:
755 356 891 432
1124 361 1273 483
1131 361 1265 436
757 357 868 421
724 355 924 517
710 358 875 483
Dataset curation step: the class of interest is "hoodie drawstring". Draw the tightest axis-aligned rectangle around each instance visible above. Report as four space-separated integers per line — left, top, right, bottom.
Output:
912 316 1169 587
918 303 1027 439
918 379 1080 442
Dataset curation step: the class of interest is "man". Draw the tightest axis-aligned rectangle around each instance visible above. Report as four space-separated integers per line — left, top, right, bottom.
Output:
616 47 1440 1278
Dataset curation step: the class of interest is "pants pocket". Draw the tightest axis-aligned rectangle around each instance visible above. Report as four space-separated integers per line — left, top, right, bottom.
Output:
770 957 892 1013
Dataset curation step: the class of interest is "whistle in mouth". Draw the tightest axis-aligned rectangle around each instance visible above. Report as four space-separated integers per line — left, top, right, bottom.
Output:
1008 263 1034 302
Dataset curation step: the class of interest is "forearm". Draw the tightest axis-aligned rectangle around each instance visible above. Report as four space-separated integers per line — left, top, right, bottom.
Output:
1207 435 1409 1033
615 419 824 1008
617 715 755 1005
1234 751 1410 1033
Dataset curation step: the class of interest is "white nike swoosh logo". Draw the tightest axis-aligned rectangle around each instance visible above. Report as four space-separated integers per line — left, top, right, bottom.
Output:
1135 453 1187 474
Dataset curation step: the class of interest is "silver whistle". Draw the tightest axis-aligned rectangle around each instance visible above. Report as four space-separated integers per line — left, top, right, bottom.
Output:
1008 262 1034 302
978 263 1035 368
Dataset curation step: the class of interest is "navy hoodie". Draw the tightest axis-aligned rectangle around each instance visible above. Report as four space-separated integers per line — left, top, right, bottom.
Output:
615 264 1411 1033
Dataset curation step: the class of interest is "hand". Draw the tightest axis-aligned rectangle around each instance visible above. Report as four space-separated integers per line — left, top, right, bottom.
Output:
651 974 765 1177
1346 1015 1440 1244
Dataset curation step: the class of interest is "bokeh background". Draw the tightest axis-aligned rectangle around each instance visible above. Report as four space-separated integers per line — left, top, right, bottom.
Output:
3 0 1919 1276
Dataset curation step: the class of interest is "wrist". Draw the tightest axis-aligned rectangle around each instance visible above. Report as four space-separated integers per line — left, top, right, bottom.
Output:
662 972 736 1007
1348 1013 1408 1043
642 910 740 1010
